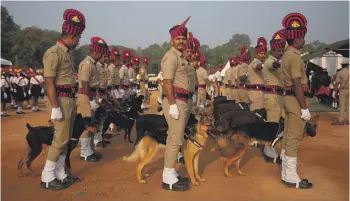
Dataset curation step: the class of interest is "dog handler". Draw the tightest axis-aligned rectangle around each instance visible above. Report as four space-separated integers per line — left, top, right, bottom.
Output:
196 56 208 108
280 12 312 189
41 9 86 190
236 46 251 104
161 16 191 191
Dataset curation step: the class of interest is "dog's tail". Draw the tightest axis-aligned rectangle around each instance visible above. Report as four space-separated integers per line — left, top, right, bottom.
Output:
25 123 33 131
122 141 143 162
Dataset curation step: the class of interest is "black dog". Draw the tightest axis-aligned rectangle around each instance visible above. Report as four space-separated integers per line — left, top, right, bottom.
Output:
101 95 144 143
18 114 95 177
134 112 198 146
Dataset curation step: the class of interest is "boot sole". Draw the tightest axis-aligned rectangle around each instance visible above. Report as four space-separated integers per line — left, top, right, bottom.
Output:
162 184 189 191
40 184 69 191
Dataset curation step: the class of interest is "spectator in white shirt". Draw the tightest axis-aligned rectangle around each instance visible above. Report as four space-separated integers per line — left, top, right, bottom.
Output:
1 70 12 116
29 70 44 112
14 69 29 114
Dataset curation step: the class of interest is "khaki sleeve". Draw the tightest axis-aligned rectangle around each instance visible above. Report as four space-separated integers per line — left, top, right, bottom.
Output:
290 56 303 79
252 59 262 70
335 72 340 83
203 70 208 80
128 69 132 79
162 54 177 80
139 68 145 75
79 62 92 82
225 69 231 80
119 68 124 79
265 58 275 70
43 50 59 78
238 65 248 76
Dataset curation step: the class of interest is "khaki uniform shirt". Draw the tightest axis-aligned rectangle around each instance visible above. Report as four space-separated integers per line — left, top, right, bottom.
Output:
161 47 189 90
128 67 137 84
104 63 112 86
263 55 283 87
97 62 107 89
248 58 265 84
78 56 99 89
43 42 74 85
335 67 349 89
237 63 249 85
224 67 232 85
139 66 149 81
187 64 197 93
281 46 308 88
107 63 118 86
120 65 130 85
230 67 238 86
196 67 208 85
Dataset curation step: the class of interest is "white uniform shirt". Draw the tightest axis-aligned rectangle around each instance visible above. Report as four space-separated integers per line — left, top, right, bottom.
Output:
16 76 29 87
30 75 44 85
208 74 214 82
1 76 10 88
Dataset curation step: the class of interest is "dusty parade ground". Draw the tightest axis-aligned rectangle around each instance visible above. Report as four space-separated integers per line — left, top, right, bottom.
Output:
1 91 349 201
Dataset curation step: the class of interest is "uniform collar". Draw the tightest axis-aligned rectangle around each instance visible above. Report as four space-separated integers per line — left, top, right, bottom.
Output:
171 46 183 57
57 40 69 52
286 46 301 55
269 55 278 61
87 56 96 64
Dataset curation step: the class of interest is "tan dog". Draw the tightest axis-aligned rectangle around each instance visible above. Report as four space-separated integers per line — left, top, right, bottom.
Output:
122 107 212 185
211 114 319 178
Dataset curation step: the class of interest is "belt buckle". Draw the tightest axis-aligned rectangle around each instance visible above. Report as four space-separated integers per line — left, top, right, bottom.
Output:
256 86 259 90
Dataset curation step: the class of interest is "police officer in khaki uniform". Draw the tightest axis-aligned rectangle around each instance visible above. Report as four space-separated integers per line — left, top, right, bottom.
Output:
140 57 149 96
224 58 234 100
331 59 349 125
263 29 286 123
129 56 139 91
96 52 108 101
109 48 121 100
41 9 86 190
230 58 239 101
161 16 191 191
280 12 312 189
119 49 132 95
247 37 267 111
77 37 108 162
196 56 208 108
237 46 251 104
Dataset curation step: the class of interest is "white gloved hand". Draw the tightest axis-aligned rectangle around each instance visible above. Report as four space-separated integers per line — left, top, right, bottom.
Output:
332 91 336 98
4 93 8 99
41 88 45 94
23 92 27 97
90 100 99 111
98 98 103 103
192 94 197 104
51 107 63 121
14 88 17 93
158 97 163 104
169 104 179 120
301 109 311 121
129 79 134 82
28 90 31 95
10 88 13 92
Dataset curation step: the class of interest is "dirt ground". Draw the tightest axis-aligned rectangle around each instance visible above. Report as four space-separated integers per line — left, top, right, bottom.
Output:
1 91 349 201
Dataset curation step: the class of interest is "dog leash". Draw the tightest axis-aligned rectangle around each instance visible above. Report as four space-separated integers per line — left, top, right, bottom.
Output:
184 133 203 150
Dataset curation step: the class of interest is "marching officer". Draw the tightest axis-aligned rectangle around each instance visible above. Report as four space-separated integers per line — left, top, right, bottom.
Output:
77 36 108 162
140 57 149 108
331 59 349 125
1 68 12 116
237 47 251 105
280 12 312 189
129 56 140 92
263 29 286 123
119 49 132 96
41 8 86 190
15 69 29 114
196 56 208 108
29 68 44 112
247 37 267 111
230 57 240 101
161 16 191 191
96 51 108 102
108 48 121 100
224 58 234 100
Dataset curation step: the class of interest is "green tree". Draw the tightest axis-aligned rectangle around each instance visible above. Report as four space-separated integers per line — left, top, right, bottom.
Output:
1 6 20 62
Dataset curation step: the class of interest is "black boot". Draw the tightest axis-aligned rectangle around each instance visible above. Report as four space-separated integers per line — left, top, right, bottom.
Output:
162 179 189 191
61 176 81 186
40 178 68 190
80 153 99 162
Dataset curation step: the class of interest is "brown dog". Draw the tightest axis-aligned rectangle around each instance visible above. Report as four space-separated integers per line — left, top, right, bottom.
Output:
212 114 319 178
122 107 213 185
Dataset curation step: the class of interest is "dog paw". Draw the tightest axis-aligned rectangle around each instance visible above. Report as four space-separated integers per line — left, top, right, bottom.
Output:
139 180 147 184
191 181 200 186
237 171 245 176
224 173 233 178
199 178 206 182
144 173 150 178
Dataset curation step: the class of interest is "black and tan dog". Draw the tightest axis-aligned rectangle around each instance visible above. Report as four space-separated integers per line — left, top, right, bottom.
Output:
211 114 319 178
18 114 97 177
122 107 213 185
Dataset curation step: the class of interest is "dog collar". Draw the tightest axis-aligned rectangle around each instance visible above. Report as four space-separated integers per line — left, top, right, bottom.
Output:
185 133 203 149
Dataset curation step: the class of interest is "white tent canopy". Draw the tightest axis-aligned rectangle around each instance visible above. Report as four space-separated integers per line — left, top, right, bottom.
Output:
220 60 230 77
1 58 13 66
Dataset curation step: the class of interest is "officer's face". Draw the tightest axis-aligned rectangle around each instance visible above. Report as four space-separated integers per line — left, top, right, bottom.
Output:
272 48 284 59
296 38 305 49
69 34 81 48
183 48 192 61
256 51 267 62
171 36 187 51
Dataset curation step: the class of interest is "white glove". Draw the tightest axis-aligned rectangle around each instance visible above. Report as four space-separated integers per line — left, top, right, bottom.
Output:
169 104 179 120
51 107 63 121
158 96 163 104
114 89 122 99
192 94 197 104
98 98 103 103
14 88 17 93
41 88 45 94
23 92 27 97
28 90 31 95
90 100 99 111
129 79 134 82
10 88 13 92
332 91 336 98
4 93 8 99
301 109 311 121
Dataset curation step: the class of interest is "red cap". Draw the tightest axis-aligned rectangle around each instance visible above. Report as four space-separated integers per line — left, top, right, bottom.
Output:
169 16 191 40
229 57 236 65
192 38 200 50
282 13 308 40
62 9 86 36
184 41 193 50
270 29 286 50
131 56 140 65
122 49 132 61
142 57 150 65
89 37 108 53
255 37 267 53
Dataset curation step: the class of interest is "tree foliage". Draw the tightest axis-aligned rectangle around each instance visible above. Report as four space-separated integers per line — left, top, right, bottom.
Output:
1 6 328 72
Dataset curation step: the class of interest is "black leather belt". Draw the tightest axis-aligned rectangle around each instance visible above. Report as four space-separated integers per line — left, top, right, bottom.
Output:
265 88 284 95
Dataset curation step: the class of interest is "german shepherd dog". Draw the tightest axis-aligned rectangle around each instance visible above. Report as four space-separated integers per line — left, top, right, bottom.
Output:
18 114 97 177
211 114 319 178
122 107 213 185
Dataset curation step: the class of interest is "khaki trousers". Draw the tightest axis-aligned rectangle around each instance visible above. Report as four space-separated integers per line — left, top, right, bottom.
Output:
46 97 77 162
231 88 238 101
338 89 349 122
249 90 264 111
197 88 206 106
237 89 249 103
163 98 189 168
264 93 284 123
226 87 232 100
283 96 306 157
